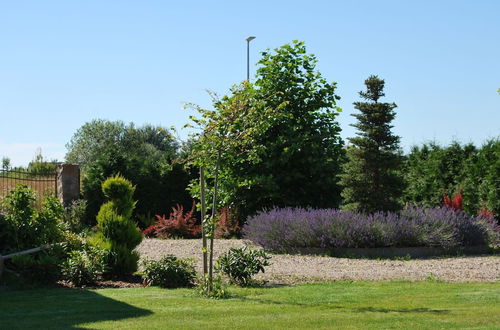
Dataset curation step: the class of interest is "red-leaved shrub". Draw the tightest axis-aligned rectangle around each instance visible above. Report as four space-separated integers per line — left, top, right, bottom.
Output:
478 201 495 219
442 187 463 210
215 207 241 239
143 201 201 239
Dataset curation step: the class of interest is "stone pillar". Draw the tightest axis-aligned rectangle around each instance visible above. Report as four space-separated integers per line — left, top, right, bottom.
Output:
57 164 80 206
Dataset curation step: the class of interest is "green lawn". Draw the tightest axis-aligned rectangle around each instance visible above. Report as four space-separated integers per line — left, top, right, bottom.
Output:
1 281 499 329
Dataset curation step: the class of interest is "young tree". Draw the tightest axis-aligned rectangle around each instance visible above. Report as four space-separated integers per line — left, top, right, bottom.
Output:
187 82 277 293
339 75 404 213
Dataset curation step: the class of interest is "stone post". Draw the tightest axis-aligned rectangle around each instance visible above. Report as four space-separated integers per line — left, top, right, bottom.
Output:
57 164 80 206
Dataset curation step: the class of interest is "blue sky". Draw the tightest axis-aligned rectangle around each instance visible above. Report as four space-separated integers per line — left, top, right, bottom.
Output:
0 0 498 166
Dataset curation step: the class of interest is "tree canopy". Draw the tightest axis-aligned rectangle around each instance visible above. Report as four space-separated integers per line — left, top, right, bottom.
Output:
188 41 344 219
65 119 192 226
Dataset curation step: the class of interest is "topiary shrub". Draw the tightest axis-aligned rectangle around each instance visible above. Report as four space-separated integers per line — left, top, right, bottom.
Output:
92 175 142 277
141 255 196 288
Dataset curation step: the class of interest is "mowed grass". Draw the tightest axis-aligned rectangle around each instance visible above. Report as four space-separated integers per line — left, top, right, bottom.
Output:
0 281 499 329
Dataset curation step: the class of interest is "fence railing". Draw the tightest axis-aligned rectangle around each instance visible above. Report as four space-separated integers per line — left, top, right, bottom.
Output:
0 169 57 208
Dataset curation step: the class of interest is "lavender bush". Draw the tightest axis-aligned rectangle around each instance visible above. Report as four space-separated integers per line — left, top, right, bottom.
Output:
243 206 499 251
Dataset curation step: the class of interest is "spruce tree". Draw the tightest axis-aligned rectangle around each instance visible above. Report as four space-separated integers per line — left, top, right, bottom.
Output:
339 75 404 213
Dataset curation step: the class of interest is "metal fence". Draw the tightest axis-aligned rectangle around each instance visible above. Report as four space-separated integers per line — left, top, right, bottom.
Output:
0 169 57 208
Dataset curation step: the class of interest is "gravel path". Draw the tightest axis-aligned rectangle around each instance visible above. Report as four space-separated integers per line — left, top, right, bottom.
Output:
136 239 500 284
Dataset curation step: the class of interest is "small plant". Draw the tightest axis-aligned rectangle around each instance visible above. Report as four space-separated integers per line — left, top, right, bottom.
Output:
61 246 106 286
144 201 201 239
141 255 196 288
195 274 230 299
63 199 88 233
425 272 443 282
216 247 271 286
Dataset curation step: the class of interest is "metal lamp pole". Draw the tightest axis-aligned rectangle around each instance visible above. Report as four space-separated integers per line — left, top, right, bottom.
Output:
246 36 255 81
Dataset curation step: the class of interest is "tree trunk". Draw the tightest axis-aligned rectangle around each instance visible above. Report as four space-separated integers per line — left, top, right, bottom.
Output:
208 150 221 290
200 167 208 275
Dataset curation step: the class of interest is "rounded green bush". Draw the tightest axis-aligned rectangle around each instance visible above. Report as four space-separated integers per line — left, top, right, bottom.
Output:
142 255 196 288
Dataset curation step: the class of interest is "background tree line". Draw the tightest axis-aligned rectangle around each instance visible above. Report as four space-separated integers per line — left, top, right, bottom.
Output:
63 41 499 225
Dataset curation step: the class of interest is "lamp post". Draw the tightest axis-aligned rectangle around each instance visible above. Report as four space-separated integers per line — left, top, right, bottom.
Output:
246 36 255 81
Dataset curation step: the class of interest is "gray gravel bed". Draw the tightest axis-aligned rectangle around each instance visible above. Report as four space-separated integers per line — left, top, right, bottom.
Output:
135 239 500 283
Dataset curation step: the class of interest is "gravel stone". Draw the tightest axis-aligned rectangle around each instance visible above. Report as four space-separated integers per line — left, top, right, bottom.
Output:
136 239 500 284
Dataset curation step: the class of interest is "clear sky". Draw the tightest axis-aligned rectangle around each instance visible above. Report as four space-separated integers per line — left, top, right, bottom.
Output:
1 0 499 166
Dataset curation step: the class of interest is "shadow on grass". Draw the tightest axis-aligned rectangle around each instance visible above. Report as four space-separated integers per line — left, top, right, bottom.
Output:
235 296 451 315
0 288 152 329
355 307 450 314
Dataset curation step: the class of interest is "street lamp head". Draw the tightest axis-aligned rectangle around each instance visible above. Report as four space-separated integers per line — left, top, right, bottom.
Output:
246 36 256 42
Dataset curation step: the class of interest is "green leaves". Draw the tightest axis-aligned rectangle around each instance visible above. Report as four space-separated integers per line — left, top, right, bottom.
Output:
186 41 344 219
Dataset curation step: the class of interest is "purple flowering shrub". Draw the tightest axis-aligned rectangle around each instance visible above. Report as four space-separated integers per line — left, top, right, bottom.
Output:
243 206 499 251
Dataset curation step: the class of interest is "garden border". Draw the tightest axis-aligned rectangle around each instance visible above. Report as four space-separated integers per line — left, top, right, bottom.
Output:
281 245 494 258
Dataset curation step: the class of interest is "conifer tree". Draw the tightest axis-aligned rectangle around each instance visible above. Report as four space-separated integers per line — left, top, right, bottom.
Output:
339 75 404 213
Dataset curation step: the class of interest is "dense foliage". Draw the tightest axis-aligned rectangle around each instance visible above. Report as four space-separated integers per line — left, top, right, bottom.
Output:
339 75 404 213
243 207 498 251
0 185 84 284
91 175 142 276
65 119 192 226
141 255 196 288
0 185 65 254
403 139 499 217
216 247 270 286
188 41 344 220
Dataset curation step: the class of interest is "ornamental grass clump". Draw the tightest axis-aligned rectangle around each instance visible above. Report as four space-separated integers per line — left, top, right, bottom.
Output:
243 206 498 251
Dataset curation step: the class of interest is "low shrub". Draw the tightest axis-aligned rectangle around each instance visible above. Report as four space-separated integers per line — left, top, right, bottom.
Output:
9 252 62 284
216 247 270 286
141 255 196 288
243 206 499 251
143 202 201 239
61 245 106 286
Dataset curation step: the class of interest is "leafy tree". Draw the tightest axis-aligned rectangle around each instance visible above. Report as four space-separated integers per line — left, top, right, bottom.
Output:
1 157 11 171
339 75 404 213
188 40 344 294
189 41 344 220
65 119 192 226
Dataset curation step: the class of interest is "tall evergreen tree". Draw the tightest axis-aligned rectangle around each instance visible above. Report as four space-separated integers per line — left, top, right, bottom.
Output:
339 75 404 213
